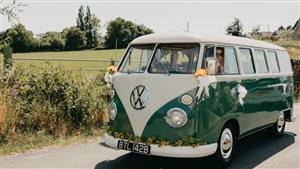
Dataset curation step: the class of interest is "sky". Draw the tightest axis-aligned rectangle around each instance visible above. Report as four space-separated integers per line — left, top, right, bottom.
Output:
1 0 300 36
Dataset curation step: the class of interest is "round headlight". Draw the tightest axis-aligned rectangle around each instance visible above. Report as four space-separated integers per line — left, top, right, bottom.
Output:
181 94 193 105
109 102 117 120
286 84 293 95
165 108 188 128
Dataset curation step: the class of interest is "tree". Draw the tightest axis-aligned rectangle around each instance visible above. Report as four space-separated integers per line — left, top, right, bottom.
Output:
38 32 64 51
225 18 244 36
84 6 93 48
287 25 293 30
1 24 37 53
76 6 85 32
0 0 26 24
90 14 101 48
278 25 285 31
76 6 101 49
64 27 87 51
105 17 153 49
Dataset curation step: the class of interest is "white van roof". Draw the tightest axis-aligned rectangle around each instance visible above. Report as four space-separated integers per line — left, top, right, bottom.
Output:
130 33 285 50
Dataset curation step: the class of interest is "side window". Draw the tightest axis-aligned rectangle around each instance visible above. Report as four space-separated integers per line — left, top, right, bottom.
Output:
239 48 255 74
254 49 268 73
202 45 239 75
267 51 280 73
276 50 292 73
223 47 239 74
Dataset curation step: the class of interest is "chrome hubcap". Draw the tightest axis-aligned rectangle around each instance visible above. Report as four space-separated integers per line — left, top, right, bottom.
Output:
277 111 285 132
220 128 233 159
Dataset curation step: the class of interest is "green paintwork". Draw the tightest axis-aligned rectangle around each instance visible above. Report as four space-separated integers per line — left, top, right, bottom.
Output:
141 88 198 142
239 76 293 135
108 91 134 135
194 80 241 143
108 75 293 145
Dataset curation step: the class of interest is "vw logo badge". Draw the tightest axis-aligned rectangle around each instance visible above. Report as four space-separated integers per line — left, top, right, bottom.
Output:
130 85 149 110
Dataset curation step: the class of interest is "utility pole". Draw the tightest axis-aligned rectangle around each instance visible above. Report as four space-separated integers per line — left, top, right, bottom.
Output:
186 22 190 32
115 38 118 49
267 24 270 32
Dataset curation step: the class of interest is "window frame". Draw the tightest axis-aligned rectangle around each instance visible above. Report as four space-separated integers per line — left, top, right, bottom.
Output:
200 43 241 75
253 48 269 74
215 45 240 75
201 44 215 69
238 47 256 74
266 50 281 73
147 43 201 74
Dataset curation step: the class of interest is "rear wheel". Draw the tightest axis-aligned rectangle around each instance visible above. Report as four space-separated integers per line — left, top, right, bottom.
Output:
270 111 286 137
214 123 237 167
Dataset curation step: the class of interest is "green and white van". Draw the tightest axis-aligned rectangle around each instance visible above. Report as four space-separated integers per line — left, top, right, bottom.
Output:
103 33 295 166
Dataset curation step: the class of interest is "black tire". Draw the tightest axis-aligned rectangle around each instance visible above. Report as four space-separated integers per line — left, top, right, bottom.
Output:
269 111 286 137
214 123 237 168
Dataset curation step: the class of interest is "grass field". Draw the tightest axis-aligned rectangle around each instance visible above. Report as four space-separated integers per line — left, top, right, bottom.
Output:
264 39 300 60
0 49 126 70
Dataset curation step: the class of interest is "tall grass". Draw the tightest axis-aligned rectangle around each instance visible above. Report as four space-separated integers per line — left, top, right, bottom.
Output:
0 63 108 147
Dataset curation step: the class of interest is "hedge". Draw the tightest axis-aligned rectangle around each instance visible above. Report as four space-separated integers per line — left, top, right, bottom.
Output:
0 63 108 145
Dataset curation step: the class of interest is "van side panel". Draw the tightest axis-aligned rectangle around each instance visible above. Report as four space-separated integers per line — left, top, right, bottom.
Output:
195 81 241 143
240 77 283 132
239 75 293 137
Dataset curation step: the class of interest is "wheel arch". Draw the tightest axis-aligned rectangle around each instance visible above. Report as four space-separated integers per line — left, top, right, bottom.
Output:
223 118 240 138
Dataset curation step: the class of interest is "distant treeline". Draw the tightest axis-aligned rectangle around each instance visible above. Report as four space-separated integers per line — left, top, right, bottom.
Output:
0 6 153 53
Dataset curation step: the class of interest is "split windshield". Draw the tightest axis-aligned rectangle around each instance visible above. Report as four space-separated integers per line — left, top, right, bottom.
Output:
119 44 199 74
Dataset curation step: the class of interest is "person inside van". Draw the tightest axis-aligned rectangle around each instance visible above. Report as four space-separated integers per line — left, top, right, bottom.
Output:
216 47 225 74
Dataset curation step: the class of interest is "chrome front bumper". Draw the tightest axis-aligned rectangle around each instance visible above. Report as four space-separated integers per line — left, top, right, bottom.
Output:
103 133 218 158
291 114 296 122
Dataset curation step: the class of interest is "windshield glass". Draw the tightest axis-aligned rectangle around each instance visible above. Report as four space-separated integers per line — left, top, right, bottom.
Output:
149 44 199 74
119 45 155 73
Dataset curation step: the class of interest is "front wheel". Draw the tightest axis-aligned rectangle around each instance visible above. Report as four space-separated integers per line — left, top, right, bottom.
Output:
214 123 237 168
269 111 286 137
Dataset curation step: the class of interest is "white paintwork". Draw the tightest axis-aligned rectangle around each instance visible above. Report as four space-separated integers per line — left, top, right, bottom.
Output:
130 33 285 51
103 133 218 158
113 73 198 136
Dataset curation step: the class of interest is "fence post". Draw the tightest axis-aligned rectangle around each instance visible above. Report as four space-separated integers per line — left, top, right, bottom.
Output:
3 47 13 70
110 58 115 66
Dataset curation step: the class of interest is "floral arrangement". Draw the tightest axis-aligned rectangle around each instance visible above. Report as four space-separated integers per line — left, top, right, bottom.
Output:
106 126 207 148
194 69 208 77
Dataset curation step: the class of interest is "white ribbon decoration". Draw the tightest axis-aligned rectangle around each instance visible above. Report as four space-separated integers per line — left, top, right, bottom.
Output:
104 72 116 89
196 76 248 105
237 84 248 105
196 76 216 99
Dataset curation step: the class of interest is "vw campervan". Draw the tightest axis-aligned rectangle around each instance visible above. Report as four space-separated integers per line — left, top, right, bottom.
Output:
103 33 295 166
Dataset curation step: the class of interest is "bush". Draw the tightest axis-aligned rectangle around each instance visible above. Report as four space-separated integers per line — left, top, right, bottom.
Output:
0 63 108 145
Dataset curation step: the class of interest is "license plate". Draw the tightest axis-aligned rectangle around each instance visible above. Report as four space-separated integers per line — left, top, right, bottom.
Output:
117 140 151 155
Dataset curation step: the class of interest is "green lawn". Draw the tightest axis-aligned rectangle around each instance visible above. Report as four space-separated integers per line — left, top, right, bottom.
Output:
0 49 126 70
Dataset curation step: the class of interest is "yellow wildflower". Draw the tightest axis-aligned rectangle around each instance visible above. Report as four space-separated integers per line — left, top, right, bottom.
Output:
194 69 208 77
107 65 117 73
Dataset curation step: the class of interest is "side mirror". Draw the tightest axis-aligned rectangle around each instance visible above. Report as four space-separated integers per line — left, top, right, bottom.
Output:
205 58 216 75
